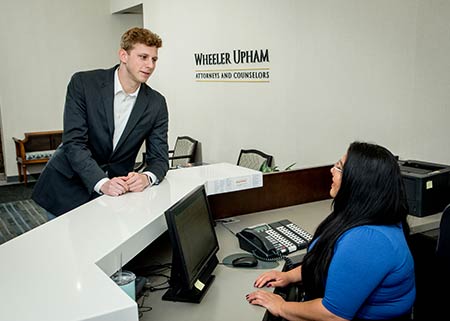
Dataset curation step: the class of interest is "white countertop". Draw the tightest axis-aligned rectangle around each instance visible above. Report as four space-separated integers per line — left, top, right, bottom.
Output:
0 163 440 321
0 163 262 321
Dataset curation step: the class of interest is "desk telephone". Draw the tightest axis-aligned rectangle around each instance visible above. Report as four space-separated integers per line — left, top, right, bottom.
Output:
236 219 313 260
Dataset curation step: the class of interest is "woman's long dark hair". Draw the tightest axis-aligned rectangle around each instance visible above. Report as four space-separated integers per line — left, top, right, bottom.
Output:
301 141 409 299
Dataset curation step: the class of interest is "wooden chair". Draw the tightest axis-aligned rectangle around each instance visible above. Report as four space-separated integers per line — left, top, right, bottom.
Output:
13 130 63 186
237 149 273 171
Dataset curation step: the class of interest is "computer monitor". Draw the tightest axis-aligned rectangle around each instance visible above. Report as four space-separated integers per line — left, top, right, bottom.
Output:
162 185 219 303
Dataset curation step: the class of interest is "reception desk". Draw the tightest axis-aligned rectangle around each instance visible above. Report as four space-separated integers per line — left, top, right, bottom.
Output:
138 199 442 321
0 163 262 321
0 163 441 321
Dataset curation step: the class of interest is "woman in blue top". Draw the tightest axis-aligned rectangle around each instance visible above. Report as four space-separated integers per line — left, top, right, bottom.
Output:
247 142 415 321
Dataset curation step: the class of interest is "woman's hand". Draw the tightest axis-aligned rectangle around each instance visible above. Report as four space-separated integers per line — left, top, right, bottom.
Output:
254 266 301 288
246 290 285 317
254 270 291 288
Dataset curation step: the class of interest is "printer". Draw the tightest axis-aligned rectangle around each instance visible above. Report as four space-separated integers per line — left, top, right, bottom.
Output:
399 160 450 217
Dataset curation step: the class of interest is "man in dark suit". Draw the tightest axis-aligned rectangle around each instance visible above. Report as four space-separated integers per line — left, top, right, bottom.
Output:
32 27 169 218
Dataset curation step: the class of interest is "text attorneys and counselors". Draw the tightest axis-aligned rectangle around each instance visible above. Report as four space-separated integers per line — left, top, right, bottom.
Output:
247 142 416 321
32 27 169 217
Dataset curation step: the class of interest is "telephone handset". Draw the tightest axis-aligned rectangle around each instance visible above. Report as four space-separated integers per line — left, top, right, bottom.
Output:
236 219 313 260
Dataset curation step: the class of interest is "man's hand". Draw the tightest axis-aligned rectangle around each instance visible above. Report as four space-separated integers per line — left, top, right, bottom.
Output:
100 177 129 196
124 172 150 192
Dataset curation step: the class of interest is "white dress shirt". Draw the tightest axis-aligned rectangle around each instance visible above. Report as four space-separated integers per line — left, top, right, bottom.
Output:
94 68 156 194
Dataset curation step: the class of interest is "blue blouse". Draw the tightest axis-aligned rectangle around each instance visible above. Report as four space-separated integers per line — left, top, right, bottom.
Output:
320 224 415 320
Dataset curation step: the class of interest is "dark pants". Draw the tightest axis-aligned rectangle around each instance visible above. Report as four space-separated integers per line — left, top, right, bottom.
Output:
46 211 57 221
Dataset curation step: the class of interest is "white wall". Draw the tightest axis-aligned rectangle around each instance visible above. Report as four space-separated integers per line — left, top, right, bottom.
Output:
142 0 450 169
0 0 142 179
408 1 450 162
1 0 449 179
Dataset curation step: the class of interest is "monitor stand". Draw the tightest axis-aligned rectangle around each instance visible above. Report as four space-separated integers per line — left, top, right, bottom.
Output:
162 274 215 304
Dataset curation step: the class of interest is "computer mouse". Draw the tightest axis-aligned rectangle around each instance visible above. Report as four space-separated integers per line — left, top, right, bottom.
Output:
232 255 258 268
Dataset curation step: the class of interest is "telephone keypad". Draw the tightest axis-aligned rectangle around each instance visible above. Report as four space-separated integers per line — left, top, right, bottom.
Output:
265 235 287 253
286 223 313 242
236 219 313 259
270 219 312 252
277 226 306 246
266 229 297 252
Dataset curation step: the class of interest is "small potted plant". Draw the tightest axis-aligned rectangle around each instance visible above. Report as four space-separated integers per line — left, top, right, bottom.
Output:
259 161 296 173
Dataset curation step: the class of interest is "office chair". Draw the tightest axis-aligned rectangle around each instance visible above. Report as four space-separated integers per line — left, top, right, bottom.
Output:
416 203 450 320
237 149 273 171
436 203 450 260
134 136 198 171
169 136 198 169
408 203 450 320
134 152 146 172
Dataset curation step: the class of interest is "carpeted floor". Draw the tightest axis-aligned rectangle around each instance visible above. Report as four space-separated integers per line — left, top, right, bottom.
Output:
0 182 36 203
0 182 47 244
0 199 47 244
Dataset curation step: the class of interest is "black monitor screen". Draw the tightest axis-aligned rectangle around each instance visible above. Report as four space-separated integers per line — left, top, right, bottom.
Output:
162 185 219 303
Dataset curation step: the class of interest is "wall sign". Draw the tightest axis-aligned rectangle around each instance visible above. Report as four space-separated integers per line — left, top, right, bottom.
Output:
194 49 270 83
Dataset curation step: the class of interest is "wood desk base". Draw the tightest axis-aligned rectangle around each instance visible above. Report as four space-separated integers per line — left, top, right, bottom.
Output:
209 165 333 219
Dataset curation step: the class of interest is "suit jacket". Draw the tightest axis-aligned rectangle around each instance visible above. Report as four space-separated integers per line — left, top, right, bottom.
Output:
32 65 169 216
